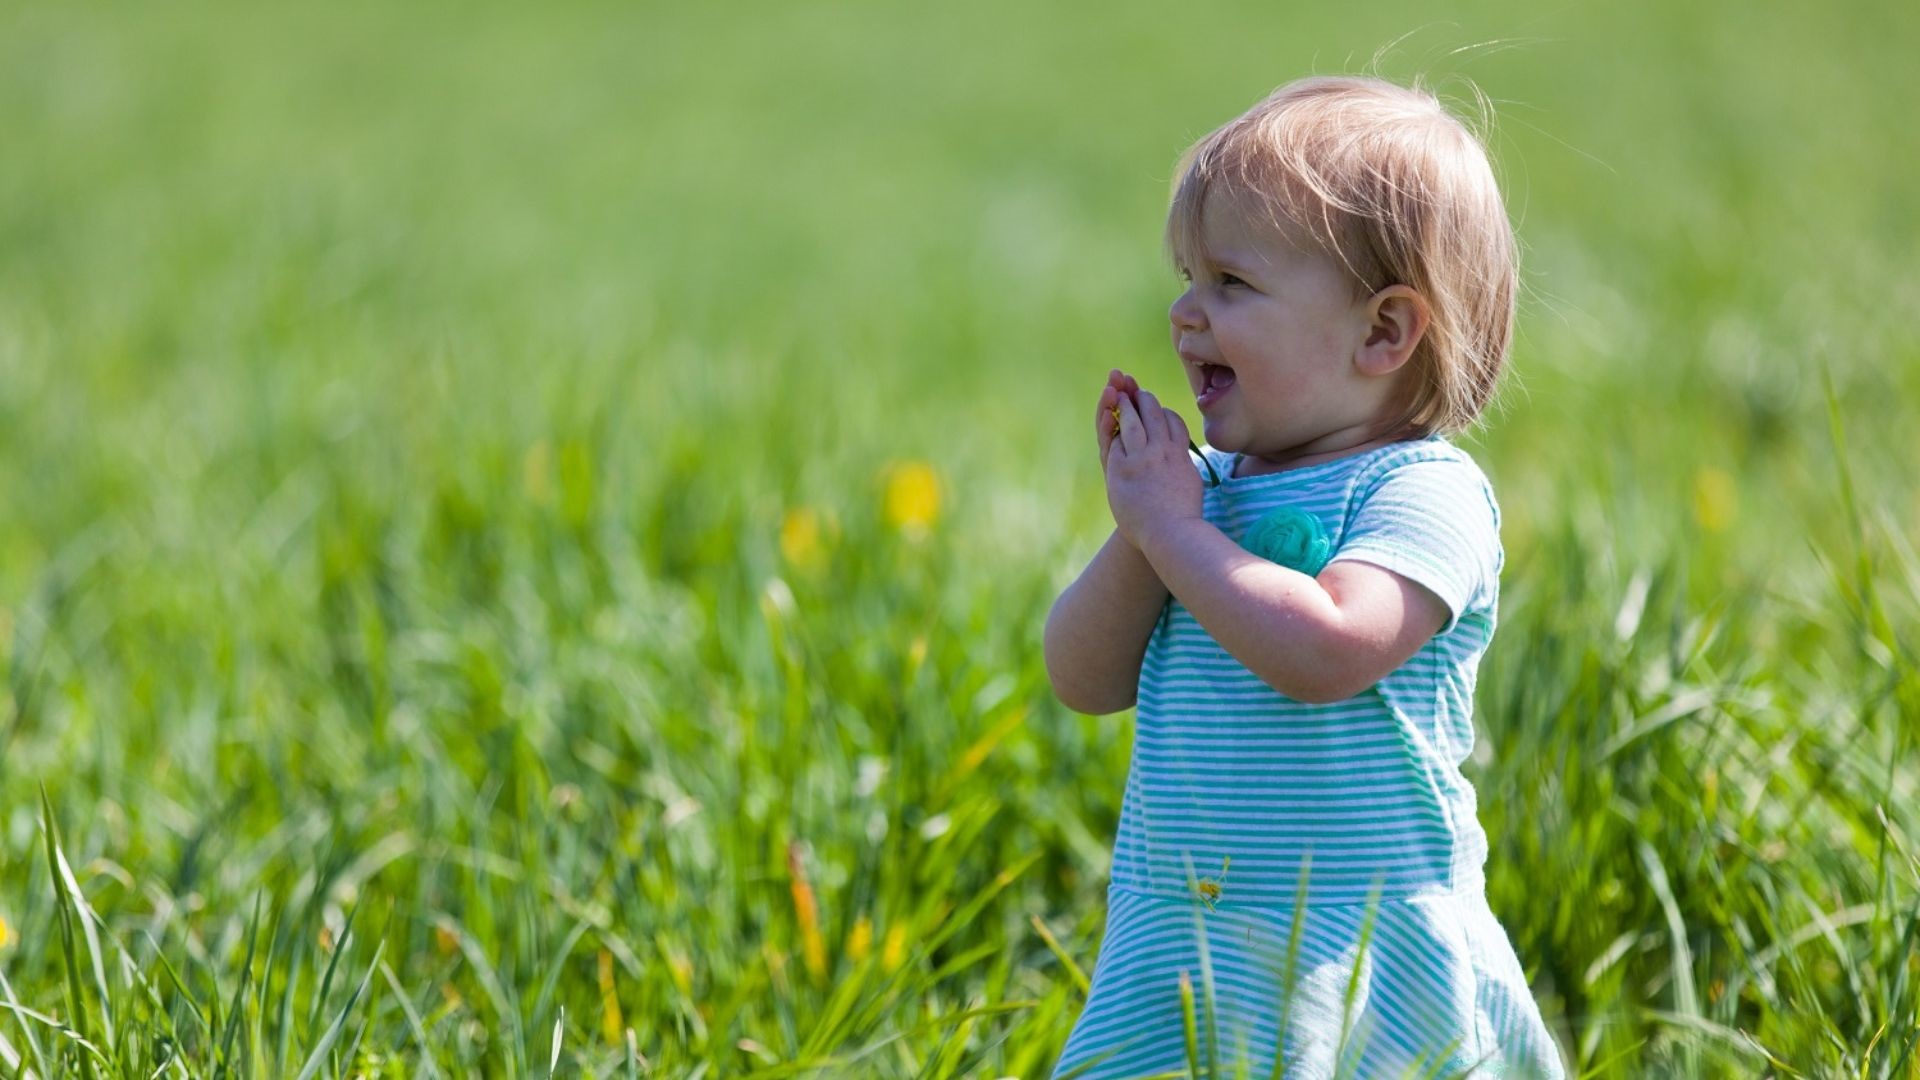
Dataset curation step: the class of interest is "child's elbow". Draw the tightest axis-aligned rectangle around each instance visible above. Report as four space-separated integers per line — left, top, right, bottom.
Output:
1286 678 1363 706
1042 619 1136 715
1048 676 1136 716
1252 661 1369 706
1042 648 1137 715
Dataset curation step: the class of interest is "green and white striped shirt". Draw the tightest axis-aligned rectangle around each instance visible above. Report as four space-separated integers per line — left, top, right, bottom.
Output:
1114 435 1503 906
1056 435 1562 1079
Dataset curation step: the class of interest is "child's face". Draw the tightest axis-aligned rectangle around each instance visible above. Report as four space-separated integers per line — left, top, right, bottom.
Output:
1168 188 1400 466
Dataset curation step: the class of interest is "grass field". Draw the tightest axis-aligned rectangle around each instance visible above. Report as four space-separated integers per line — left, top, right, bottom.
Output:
4 0 1920 1076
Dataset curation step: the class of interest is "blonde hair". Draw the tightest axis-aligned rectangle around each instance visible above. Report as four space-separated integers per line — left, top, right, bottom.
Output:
1165 75 1517 438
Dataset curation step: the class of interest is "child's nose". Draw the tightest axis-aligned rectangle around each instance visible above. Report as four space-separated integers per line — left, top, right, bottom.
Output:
1168 289 1205 332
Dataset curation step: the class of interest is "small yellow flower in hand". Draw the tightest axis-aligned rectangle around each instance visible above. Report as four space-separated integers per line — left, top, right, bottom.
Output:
1107 384 1220 487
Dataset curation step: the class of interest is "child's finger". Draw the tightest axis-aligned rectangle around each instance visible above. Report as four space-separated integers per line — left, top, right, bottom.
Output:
1166 406 1191 448
1113 391 1146 457
1095 384 1120 463
1134 389 1167 445
1103 371 1137 450
1095 382 1116 427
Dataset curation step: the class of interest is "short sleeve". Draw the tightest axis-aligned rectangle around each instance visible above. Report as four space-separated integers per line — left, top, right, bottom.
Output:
1329 457 1502 636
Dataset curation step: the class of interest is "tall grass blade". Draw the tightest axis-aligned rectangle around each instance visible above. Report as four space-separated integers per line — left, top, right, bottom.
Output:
138 929 211 1050
1179 970 1200 1079
925 1007 977 1079
0 965 51 1080
276 944 303 1076
38 786 96 1080
48 830 114 1050
1331 882 1382 1080
438 913 527 1074
530 919 592 1047
338 996 378 1080
1269 855 1311 1080
1028 914 1090 998
294 939 386 1080
1189 901 1219 1079
378 960 443 1080
306 898 361 1037
216 892 264 1074
1637 841 1700 1012
0 1003 110 1070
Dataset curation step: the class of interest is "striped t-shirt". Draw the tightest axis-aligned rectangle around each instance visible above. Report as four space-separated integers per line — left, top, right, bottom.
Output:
1112 434 1504 907
1057 435 1564 1078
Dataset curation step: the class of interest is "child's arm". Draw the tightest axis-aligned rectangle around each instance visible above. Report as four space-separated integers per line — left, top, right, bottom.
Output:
1100 384 1455 704
1043 528 1169 715
1042 370 1171 715
1133 520 1447 704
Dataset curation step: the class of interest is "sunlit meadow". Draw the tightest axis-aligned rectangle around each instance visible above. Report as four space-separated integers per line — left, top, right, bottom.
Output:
3 0 1919 1076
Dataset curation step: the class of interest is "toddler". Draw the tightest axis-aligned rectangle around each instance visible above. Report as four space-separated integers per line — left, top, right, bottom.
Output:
1044 75 1563 1078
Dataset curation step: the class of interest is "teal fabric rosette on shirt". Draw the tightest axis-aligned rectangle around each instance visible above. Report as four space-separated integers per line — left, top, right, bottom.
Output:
1243 506 1333 576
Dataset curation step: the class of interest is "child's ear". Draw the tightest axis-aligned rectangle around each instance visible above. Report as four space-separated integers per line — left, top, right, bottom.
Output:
1354 285 1431 378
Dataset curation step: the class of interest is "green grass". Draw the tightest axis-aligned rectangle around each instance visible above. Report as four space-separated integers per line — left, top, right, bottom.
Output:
2 0 1919 1075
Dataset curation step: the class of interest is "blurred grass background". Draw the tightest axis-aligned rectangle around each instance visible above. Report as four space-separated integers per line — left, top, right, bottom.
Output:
2 0 1919 1075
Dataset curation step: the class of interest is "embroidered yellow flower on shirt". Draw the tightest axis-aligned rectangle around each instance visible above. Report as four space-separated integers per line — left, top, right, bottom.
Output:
1244 507 1333 576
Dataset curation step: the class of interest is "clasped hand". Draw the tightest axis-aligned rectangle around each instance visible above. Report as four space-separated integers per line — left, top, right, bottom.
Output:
1095 369 1203 552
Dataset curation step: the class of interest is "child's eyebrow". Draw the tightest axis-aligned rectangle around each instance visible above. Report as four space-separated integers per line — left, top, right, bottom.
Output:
1191 251 1264 279
1173 240 1265 279
1210 240 1276 270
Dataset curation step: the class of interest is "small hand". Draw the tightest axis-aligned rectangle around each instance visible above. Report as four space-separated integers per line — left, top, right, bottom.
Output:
1103 378 1204 551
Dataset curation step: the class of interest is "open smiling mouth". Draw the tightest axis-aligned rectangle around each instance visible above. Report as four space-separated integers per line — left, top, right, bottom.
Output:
1196 362 1237 409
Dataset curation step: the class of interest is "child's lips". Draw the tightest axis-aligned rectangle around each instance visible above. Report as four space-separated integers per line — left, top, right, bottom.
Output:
1195 362 1237 411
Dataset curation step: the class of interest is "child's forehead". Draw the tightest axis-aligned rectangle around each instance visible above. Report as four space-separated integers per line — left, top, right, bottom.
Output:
1175 186 1322 267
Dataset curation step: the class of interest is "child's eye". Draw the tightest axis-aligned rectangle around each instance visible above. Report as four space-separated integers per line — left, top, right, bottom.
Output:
1220 273 1247 288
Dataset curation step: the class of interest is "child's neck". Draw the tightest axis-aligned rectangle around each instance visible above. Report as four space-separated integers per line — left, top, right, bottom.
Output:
1231 432 1418 478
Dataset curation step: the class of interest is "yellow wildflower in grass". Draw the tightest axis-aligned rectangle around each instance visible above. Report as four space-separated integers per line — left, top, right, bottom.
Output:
905 635 929 686
665 944 695 999
597 947 624 1047
1691 466 1738 533
0 912 11 949
779 506 828 570
1191 856 1231 911
882 460 941 537
762 941 790 995
787 841 828 981
845 913 873 965
881 921 909 973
